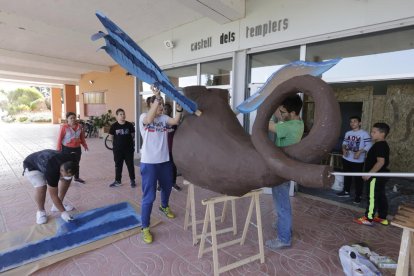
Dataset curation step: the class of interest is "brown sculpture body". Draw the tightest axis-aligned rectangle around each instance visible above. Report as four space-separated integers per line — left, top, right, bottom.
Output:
172 75 341 196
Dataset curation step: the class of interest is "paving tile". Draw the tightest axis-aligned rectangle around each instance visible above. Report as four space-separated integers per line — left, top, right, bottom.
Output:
0 123 402 276
73 244 146 276
261 250 326 276
34 258 83 276
115 237 206 276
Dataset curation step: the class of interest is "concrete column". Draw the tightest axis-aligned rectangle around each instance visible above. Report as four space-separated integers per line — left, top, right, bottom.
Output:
64 84 76 114
51 87 62 124
134 77 141 154
231 49 248 126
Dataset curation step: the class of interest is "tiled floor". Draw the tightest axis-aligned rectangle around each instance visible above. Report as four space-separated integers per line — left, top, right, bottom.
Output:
0 123 402 275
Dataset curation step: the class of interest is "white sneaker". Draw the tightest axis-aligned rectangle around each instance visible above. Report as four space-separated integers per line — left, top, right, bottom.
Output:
36 210 47 224
51 203 74 212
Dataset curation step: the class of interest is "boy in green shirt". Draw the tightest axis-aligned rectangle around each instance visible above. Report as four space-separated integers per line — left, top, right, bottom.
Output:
266 95 304 250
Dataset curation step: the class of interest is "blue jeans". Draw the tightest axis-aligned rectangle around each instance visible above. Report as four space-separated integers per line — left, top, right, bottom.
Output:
271 181 291 244
140 161 173 228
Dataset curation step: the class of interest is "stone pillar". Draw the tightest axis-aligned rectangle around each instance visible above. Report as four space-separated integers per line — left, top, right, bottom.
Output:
64 84 76 114
51 87 62 124
231 50 247 126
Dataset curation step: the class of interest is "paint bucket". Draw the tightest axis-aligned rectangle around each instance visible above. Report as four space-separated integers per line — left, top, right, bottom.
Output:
332 174 344 191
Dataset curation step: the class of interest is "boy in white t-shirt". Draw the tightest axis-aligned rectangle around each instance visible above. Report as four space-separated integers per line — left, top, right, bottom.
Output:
138 85 182 244
337 116 372 203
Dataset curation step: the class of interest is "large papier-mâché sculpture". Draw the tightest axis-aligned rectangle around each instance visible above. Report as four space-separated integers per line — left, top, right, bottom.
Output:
92 13 341 196
173 75 341 196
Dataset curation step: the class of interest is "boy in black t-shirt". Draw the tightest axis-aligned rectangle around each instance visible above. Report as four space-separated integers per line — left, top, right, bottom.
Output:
354 122 390 226
108 108 136 188
23 149 78 224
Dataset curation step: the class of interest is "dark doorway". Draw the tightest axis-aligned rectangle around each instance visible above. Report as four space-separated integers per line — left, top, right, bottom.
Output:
333 102 363 152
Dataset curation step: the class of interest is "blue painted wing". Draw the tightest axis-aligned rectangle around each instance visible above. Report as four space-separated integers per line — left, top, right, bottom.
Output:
236 58 341 114
92 12 198 114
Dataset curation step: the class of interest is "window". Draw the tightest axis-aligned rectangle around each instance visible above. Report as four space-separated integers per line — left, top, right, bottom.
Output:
83 92 105 104
83 91 106 116
200 58 232 86
249 47 300 84
165 65 198 88
306 27 414 82
246 47 300 133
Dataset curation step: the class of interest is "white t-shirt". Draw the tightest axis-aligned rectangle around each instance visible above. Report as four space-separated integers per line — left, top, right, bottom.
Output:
342 129 372 163
139 113 170 164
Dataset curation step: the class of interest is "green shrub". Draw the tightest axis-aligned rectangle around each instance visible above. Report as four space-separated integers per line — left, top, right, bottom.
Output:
29 113 52 123
18 116 28 122
17 104 30 112
7 88 43 106
31 118 52 123
44 97 51 109
2 88 43 115
93 110 116 129
2 115 16 123
30 98 48 111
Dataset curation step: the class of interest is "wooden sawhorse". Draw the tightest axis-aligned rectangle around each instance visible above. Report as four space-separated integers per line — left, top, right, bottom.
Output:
183 180 265 276
391 204 414 276
183 180 236 245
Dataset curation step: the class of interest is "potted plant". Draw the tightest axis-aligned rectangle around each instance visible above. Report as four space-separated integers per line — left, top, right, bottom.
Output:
93 110 116 137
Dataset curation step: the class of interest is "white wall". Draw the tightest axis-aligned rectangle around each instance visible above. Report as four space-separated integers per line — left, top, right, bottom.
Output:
138 0 414 67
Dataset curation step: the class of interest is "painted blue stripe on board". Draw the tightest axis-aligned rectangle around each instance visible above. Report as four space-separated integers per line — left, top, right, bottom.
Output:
0 202 141 272
57 201 131 234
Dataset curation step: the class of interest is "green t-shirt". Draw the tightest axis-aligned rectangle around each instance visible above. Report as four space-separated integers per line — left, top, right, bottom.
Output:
274 120 304 147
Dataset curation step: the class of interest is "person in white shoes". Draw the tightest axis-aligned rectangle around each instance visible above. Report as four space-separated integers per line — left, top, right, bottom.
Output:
23 149 78 224
337 116 372 204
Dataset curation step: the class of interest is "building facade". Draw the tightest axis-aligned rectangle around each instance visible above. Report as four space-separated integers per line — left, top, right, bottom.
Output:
80 0 414 172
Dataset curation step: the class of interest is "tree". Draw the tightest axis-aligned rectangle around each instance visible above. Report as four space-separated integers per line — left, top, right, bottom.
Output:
7 88 43 106
2 88 44 115
0 90 7 112
30 86 50 98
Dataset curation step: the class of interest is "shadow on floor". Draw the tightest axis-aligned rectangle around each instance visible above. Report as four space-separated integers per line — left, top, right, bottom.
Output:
299 178 414 216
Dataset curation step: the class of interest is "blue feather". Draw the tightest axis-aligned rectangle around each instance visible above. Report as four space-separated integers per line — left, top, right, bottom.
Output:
236 58 341 114
101 36 198 112
92 12 199 114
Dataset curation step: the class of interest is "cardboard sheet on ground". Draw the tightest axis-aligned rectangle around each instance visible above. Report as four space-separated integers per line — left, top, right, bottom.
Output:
0 201 160 275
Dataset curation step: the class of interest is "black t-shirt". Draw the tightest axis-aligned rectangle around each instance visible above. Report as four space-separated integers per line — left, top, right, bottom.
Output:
23 149 76 187
364 141 390 172
109 121 135 151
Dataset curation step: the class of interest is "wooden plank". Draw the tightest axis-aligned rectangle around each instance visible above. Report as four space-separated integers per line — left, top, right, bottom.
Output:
219 254 261 274
240 196 255 245
201 189 263 205
184 184 191 230
184 181 231 246
191 187 265 274
221 200 227 223
392 219 414 230
195 226 235 240
395 229 412 276
411 235 414 276
398 204 414 211
198 204 210 258
394 209 414 222
202 238 243 254
190 184 197 245
255 193 265 263
231 200 237 235
209 203 220 276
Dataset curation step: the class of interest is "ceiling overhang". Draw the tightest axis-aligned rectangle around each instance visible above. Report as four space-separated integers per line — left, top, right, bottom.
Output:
179 0 245 24
0 48 110 86
0 0 245 87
